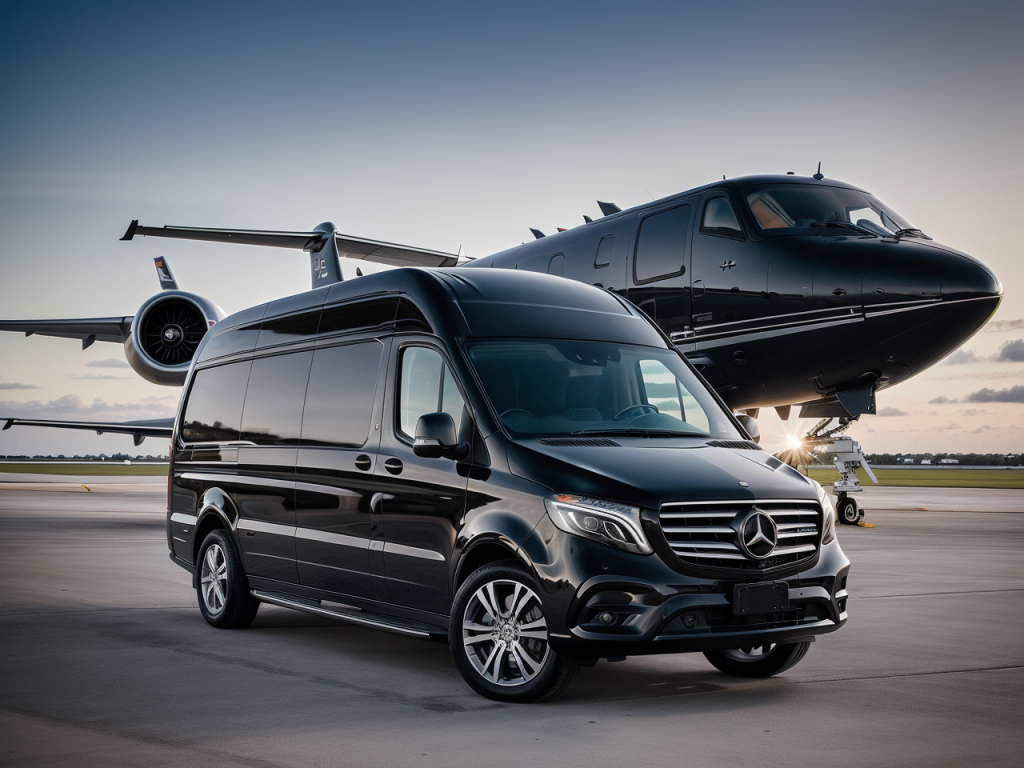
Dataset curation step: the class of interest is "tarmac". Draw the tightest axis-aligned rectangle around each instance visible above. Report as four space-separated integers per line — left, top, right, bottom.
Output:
1 478 1021 767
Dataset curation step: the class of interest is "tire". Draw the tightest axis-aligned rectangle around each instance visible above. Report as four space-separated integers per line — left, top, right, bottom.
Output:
196 529 260 629
837 496 862 526
703 641 811 678
449 562 578 702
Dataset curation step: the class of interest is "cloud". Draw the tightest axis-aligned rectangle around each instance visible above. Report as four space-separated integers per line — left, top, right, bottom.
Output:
958 409 985 417
984 319 1024 332
996 339 1024 362
941 422 962 431
966 386 1024 403
929 396 952 404
0 394 176 418
944 348 981 364
0 382 40 390
971 425 994 433
85 359 130 369
877 407 907 417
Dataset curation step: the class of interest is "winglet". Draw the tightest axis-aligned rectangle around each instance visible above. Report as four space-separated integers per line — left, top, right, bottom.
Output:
121 220 139 241
2 419 12 431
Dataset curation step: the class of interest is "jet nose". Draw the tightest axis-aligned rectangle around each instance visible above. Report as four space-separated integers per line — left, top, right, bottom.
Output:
941 259 1003 300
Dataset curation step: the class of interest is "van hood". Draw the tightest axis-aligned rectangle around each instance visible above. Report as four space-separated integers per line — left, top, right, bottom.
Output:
507 438 815 510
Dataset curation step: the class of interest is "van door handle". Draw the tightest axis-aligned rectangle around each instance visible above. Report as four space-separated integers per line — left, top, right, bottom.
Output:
833 288 846 296
354 455 372 472
693 280 706 298
383 457 404 475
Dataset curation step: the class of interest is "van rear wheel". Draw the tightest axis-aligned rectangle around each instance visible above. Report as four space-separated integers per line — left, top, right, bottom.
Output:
196 529 260 629
703 641 810 678
450 562 577 702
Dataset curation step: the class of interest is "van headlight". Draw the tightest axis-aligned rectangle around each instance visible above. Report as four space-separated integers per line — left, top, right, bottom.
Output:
544 494 653 555
814 480 837 544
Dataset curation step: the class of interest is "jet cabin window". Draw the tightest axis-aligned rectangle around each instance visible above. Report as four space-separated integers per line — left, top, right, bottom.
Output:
700 197 743 239
745 185 914 235
398 346 465 438
633 205 691 284
594 235 614 268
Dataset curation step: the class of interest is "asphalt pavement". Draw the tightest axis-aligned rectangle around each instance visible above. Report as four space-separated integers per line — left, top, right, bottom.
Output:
1 481 1021 767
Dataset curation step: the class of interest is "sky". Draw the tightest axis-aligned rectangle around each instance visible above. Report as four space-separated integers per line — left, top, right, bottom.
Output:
1 0 1022 457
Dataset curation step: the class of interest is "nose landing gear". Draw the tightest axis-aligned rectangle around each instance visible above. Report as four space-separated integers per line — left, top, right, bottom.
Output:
804 418 877 527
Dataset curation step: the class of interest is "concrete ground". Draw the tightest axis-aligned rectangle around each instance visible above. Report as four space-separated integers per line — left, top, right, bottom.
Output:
0 481 1021 767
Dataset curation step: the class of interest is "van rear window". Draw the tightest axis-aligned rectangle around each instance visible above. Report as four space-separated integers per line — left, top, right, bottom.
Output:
181 361 253 444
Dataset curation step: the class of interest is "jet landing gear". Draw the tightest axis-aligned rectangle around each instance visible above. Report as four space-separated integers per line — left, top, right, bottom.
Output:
803 418 877 527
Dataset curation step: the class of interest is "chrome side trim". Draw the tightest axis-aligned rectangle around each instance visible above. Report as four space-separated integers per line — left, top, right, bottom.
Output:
236 518 297 537
294 481 361 498
170 512 199 525
384 542 446 562
179 472 296 491
295 527 368 550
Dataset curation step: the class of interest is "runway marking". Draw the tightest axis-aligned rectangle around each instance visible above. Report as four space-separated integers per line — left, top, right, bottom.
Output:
798 665 1024 685
853 588 1024 600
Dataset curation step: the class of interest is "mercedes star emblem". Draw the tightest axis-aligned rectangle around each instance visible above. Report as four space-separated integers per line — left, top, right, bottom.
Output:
738 510 779 559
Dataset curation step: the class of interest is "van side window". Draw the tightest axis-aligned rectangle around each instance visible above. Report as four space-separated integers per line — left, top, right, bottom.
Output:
241 351 313 444
398 346 465 438
633 205 691 284
594 235 614 267
700 197 744 239
301 342 385 447
181 361 253 443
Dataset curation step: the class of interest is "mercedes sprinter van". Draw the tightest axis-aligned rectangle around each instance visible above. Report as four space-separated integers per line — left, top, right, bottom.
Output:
167 267 848 701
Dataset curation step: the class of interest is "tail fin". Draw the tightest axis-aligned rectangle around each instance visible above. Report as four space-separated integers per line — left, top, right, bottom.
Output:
154 257 178 290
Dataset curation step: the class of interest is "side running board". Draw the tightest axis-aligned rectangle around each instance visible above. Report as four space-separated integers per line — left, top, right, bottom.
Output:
251 589 447 640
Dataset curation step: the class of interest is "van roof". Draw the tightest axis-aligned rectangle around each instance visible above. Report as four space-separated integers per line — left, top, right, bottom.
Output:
199 268 666 364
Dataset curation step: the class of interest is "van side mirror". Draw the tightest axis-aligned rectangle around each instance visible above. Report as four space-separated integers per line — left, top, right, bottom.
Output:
735 413 760 444
414 412 470 460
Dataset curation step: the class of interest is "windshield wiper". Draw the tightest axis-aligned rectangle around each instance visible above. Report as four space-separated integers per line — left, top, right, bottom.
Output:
894 227 932 241
809 220 877 236
569 428 708 437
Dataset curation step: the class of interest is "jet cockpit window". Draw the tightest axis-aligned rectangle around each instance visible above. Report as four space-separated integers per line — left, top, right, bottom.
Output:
465 338 740 439
700 197 744 239
744 185 913 236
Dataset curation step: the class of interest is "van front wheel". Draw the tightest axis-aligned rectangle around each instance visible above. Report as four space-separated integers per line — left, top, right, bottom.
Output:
450 563 577 702
196 529 260 629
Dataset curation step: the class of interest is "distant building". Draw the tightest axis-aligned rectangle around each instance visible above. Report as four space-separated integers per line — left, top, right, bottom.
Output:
940 458 959 464
921 459 932 465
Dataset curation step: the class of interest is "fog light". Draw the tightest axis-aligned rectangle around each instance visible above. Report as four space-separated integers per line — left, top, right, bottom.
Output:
682 613 697 629
599 611 616 626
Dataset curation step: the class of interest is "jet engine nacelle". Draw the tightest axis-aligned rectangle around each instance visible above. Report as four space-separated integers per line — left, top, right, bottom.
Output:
124 291 225 386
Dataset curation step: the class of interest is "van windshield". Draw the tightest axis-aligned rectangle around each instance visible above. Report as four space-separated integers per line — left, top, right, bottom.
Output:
464 339 742 438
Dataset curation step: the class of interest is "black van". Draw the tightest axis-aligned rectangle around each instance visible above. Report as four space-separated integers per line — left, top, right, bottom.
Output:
167 267 848 701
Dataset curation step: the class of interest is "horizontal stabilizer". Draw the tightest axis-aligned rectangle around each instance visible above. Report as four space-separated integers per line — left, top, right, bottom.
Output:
2 417 174 446
122 221 459 268
0 317 132 347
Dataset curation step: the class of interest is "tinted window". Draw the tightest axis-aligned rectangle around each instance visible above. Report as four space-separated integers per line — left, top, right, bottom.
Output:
398 346 465 437
634 205 690 283
595 235 614 267
318 297 398 336
256 310 322 348
301 342 385 447
701 197 743 237
240 351 313 444
548 254 564 276
182 361 253 443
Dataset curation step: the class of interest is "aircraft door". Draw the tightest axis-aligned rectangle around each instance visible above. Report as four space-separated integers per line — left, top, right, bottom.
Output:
374 341 470 616
626 202 694 341
690 194 771 334
293 339 391 601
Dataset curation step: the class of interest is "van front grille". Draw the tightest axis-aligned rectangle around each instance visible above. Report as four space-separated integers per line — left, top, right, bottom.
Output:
657 499 821 573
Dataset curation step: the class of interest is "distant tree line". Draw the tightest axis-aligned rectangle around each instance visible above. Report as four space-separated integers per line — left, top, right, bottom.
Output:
863 453 1023 466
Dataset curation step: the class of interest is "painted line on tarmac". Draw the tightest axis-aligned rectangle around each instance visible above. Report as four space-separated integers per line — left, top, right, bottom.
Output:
853 588 1024 600
798 664 1024 685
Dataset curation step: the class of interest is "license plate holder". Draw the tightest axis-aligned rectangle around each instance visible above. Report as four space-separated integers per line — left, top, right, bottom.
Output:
733 582 790 616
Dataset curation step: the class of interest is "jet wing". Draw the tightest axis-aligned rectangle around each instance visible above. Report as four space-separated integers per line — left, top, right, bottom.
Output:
121 221 459 268
0 317 133 349
2 417 174 447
